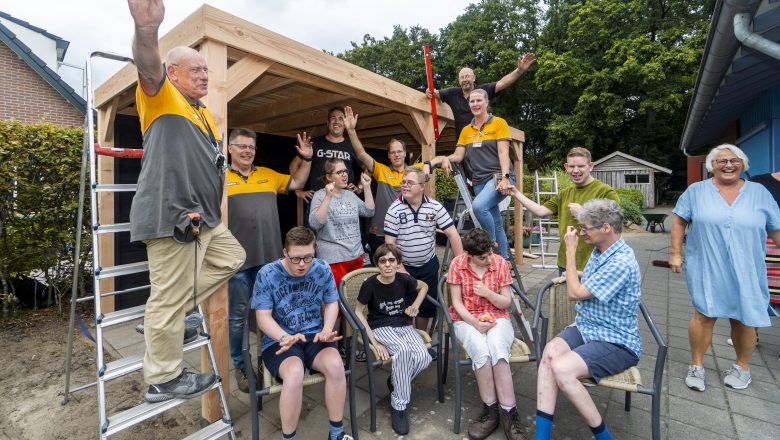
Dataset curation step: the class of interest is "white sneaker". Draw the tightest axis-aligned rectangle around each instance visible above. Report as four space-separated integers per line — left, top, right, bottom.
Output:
685 365 706 391
724 364 752 390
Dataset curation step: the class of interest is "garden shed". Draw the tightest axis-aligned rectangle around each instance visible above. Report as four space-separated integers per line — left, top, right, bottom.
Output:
91 4 525 421
592 151 671 208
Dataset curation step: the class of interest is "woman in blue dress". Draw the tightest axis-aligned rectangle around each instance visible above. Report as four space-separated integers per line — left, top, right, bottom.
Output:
669 144 780 392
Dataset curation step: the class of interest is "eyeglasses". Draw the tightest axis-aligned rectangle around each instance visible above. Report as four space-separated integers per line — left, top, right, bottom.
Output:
230 143 256 151
578 224 603 234
400 180 422 187
287 255 314 264
714 158 742 166
170 63 209 75
377 257 397 265
331 169 349 176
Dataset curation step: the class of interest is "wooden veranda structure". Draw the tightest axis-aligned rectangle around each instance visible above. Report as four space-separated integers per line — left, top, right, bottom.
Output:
93 5 524 421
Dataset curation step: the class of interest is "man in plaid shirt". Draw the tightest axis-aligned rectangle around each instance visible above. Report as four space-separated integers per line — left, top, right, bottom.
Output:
535 199 641 440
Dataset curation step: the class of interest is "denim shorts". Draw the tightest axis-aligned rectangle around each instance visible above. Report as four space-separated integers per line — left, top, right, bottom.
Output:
557 325 639 383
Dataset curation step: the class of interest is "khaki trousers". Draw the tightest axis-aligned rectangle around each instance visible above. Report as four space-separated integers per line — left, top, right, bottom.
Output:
143 223 245 384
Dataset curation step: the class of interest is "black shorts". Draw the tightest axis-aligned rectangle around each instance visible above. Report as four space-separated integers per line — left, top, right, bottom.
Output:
261 334 338 382
557 325 639 383
404 257 440 318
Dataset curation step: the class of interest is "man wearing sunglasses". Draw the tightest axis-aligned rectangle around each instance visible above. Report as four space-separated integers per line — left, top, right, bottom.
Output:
252 227 352 440
127 0 245 403
225 127 312 393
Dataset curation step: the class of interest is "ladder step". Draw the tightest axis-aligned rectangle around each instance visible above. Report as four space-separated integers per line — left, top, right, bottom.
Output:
98 304 145 327
95 223 131 234
96 261 149 279
182 419 233 440
102 335 210 381
93 183 137 192
103 381 221 437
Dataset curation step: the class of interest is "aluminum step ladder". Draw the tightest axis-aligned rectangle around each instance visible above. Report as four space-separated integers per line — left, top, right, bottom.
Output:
439 164 526 295
530 171 560 269
61 51 235 440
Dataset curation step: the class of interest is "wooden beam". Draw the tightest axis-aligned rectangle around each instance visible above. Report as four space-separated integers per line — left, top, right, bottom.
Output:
198 39 230 422
96 106 115 314
231 75 296 103
225 55 273 101
200 5 453 119
98 96 119 146
231 90 348 126
512 139 524 265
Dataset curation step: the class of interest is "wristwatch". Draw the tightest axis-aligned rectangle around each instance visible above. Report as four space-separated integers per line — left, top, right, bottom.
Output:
503 173 511 180
424 160 432 172
298 152 312 162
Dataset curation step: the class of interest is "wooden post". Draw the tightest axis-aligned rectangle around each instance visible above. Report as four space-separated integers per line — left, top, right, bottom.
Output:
199 39 230 422
511 139 524 265
97 103 116 313
409 110 437 196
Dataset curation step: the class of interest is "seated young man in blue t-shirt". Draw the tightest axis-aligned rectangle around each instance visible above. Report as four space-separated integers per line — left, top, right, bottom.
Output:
251 227 352 440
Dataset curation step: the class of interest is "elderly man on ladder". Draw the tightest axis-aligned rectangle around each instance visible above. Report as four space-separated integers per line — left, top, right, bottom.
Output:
127 0 245 402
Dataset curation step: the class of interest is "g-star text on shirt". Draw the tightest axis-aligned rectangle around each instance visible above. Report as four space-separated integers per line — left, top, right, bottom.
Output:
316 150 352 160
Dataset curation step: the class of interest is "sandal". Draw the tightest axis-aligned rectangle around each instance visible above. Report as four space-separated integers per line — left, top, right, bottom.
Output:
339 347 367 362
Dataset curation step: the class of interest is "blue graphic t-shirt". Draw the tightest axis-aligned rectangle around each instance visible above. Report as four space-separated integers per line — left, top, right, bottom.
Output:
251 258 339 352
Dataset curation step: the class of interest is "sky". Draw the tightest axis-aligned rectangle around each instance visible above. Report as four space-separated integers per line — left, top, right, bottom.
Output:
1 0 476 96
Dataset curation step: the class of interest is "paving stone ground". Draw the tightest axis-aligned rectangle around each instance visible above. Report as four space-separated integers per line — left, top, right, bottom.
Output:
105 208 780 439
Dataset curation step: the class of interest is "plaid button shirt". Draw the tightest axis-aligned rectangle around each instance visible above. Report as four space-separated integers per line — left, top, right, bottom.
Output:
576 237 642 356
447 253 512 322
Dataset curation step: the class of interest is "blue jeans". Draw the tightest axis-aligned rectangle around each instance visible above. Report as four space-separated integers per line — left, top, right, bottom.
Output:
473 175 514 259
228 264 262 369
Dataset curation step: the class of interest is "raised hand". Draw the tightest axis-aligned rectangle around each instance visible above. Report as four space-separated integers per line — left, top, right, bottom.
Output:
518 52 535 73
343 106 358 130
360 172 372 187
295 132 313 160
563 226 579 249
325 182 336 197
127 0 165 28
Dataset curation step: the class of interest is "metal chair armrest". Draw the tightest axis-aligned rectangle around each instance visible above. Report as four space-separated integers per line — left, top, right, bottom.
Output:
638 301 667 392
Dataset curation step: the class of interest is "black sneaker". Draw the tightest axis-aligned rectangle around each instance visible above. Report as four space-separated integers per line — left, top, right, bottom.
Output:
391 407 409 435
144 369 216 402
327 432 354 440
135 314 200 344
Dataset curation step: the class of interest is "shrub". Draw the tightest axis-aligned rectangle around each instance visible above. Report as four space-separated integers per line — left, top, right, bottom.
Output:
618 198 644 226
434 168 458 200
616 188 644 208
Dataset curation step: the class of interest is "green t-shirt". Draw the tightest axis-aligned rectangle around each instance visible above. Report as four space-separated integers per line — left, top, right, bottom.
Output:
542 179 619 270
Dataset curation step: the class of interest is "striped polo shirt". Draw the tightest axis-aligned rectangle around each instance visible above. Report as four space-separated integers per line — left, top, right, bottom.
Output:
384 195 453 267
130 77 224 242
369 161 424 236
456 114 512 184
227 166 291 270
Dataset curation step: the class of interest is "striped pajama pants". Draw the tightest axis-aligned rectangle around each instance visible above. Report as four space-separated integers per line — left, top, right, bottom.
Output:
372 325 432 410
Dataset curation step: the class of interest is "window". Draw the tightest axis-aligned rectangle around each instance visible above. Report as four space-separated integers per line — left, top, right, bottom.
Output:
625 174 649 184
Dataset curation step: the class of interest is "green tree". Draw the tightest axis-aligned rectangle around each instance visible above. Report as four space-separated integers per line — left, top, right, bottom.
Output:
535 0 714 168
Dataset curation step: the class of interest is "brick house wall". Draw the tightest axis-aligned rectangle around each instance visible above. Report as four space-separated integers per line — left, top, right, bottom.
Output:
0 42 83 127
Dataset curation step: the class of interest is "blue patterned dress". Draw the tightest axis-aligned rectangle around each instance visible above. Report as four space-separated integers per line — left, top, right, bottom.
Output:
673 179 780 327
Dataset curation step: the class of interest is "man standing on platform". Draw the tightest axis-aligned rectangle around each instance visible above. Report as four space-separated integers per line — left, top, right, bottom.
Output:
225 127 312 393
510 147 619 273
127 0 245 402
427 53 535 139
